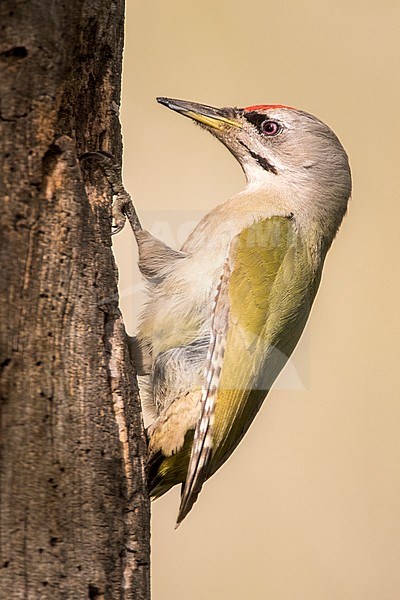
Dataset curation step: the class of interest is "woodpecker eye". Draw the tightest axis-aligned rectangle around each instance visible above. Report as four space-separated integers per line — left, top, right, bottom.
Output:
261 120 281 136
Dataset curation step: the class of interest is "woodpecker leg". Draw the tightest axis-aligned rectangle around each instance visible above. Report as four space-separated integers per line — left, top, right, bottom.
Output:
79 151 141 235
134 229 188 278
79 152 187 277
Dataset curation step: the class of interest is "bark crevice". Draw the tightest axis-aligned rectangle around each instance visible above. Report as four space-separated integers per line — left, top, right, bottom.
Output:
0 1 150 598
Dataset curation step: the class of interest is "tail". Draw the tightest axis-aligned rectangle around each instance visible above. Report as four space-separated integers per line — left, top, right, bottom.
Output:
147 450 174 499
146 431 194 502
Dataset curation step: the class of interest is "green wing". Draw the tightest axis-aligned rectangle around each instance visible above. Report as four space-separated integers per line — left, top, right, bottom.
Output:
175 216 322 523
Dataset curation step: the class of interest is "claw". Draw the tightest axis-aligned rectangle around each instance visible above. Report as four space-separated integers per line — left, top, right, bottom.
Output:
111 222 126 236
79 151 141 235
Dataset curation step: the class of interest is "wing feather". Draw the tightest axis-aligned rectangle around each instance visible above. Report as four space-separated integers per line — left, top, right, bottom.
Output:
175 216 320 524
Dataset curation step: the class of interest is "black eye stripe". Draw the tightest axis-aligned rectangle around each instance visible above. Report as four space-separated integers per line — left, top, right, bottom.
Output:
243 111 268 133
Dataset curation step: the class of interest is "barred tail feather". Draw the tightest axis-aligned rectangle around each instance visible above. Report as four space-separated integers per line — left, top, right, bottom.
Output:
176 257 231 525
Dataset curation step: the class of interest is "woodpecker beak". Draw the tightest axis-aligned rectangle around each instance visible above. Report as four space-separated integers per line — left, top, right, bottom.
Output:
157 97 242 131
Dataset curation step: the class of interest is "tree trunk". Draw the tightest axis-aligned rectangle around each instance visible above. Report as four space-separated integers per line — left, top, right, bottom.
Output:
0 1 150 598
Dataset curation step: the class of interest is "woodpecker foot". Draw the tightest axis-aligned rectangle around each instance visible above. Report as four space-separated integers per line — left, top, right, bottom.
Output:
79 151 141 235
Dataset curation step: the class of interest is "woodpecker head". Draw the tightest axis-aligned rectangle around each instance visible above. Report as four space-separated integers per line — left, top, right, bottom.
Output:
157 97 351 235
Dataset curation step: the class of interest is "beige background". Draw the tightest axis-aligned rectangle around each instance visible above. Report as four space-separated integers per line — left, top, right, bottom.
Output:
115 1 400 598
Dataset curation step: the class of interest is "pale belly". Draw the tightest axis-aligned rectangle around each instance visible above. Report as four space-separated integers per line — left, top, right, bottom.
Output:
137 190 291 419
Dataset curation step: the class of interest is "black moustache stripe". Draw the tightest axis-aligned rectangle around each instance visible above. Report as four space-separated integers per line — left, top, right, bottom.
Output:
239 141 278 175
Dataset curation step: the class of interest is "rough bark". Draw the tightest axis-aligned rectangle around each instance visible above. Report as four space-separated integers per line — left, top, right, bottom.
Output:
0 1 150 598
